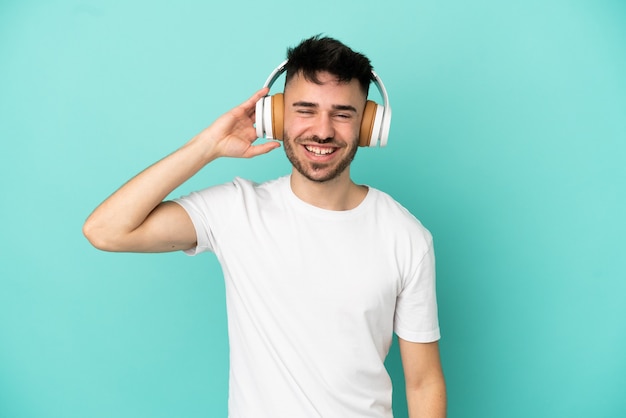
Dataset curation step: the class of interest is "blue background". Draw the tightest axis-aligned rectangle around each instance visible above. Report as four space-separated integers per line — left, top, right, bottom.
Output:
1 1 625 417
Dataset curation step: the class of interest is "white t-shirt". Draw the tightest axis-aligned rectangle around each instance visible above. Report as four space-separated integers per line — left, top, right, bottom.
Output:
174 175 440 418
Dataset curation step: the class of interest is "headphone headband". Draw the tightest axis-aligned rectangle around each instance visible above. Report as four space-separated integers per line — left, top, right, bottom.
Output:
263 60 288 88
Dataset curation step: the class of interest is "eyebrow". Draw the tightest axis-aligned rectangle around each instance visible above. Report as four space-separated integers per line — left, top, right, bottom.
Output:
292 101 358 113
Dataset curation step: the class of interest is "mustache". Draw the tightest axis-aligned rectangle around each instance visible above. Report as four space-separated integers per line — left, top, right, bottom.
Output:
296 136 340 145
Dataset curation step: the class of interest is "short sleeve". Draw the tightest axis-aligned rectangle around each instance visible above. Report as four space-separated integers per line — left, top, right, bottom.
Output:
172 180 244 255
393 242 441 343
173 194 214 255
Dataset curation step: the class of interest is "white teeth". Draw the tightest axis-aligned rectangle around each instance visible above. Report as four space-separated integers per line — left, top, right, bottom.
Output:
305 145 335 155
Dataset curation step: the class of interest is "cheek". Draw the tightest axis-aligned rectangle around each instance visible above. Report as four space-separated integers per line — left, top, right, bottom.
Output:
341 121 361 141
283 117 310 138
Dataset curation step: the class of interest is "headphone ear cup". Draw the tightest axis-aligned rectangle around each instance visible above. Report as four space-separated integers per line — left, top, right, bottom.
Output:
271 93 284 140
256 94 284 140
262 96 275 139
379 105 392 147
359 101 377 147
255 96 266 138
360 100 385 147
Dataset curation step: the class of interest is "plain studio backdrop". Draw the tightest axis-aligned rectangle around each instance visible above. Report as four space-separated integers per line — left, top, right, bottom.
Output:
1 1 625 417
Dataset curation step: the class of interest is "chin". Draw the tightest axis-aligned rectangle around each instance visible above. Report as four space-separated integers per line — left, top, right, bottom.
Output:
284 135 357 184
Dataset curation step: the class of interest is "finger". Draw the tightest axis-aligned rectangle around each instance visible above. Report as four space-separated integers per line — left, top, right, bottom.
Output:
253 86 270 101
242 87 270 114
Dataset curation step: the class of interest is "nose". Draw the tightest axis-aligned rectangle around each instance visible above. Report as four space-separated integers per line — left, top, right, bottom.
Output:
312 113 335 141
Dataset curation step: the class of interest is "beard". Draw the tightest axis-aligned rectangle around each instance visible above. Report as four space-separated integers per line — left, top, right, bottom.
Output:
283 132 358 183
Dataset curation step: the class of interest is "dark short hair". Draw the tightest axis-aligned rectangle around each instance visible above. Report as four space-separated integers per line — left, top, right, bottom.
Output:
284 35 374 95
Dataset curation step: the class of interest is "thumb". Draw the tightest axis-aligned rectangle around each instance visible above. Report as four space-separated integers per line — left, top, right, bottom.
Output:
246 140 281 158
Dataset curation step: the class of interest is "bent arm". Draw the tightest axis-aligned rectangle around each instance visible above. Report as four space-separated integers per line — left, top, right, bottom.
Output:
83 88 280 253
399 339 447 418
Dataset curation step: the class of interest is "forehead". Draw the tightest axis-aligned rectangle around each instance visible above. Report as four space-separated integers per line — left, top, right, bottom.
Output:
284 71 366 104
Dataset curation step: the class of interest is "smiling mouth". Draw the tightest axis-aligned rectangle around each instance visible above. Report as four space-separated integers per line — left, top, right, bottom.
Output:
304 145 337 156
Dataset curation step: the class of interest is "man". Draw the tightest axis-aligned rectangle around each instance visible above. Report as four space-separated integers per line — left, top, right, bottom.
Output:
84 36 446 417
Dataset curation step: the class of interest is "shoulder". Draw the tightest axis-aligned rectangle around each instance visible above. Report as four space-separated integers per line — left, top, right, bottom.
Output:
173 176 288 221
366 187 433 245
232 176 289 204
180 176 288 199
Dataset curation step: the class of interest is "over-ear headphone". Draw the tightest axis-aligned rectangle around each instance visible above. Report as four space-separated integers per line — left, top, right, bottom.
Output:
255 60 392 147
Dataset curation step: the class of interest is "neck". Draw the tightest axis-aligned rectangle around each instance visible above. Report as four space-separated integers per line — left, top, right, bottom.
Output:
289 168 368 211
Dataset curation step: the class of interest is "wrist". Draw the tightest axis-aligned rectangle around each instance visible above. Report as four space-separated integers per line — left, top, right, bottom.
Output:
185 129 222 164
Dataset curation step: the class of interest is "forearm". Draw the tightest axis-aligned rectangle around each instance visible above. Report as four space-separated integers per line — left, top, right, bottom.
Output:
399 340 446 418
406 379 447 418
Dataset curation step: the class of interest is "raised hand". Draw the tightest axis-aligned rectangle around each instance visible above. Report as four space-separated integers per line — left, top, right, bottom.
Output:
194 88 281 160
